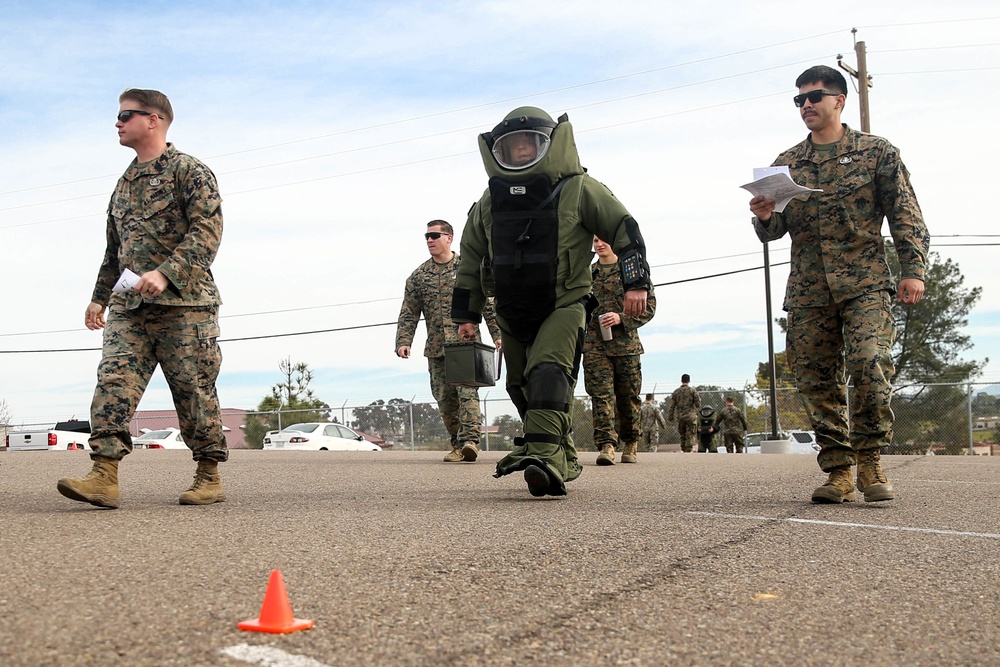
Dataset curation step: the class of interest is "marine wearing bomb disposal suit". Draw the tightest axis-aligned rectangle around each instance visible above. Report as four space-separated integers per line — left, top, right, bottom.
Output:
452 107 651 497
696 406 719 453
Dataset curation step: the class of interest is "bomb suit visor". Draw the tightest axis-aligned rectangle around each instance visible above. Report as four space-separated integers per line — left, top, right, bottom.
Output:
488 114 557 170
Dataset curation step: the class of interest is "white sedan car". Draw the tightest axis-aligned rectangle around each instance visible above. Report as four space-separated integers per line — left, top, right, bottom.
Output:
263 423 382 451
133 427 187 450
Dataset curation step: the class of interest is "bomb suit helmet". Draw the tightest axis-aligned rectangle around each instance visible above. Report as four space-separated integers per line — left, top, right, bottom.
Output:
479 106 583 182
488 108 557 170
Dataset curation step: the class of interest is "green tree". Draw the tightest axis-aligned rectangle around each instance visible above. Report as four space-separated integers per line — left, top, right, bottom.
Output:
887 246 986 385
243 358 330 449
492 413 522 447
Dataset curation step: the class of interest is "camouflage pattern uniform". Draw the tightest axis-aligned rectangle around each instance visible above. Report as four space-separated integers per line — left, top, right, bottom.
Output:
715 405 748 453
89 144 227 463
583 262 656 455
753 125 929 471
639 400 667 452
667 385 701 453
395 254 500 448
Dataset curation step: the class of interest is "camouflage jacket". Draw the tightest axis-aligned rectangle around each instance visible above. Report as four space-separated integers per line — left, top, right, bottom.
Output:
640 402 667 431
583 261 656 356
753 125 929 309
92 144 223 309
396 253 500 358
714 405 747 434
667 384 701 422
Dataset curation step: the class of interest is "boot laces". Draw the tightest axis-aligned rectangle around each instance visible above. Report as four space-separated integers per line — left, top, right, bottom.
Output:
187 469 215 492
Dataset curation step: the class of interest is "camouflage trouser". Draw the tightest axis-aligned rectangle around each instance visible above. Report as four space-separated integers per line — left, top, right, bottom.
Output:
640 429 659 452
787 290 896 472
722 432 745 453
677 416 698 452
583 352 641 449
427 356 482 446
90 304 227 462
494 303 586 494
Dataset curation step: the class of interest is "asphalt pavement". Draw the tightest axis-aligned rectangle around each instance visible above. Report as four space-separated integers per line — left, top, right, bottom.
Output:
1 449 997 667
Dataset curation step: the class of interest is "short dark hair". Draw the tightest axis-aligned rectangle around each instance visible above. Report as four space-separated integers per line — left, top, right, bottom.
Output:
645 393 654 401
681 374 690 383
119 88 174 123
427 220 453 235
795 66 848 96
725 396 734 403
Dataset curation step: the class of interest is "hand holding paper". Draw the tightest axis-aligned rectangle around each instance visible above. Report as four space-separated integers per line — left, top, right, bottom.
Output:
113 268 140 293
741 166 822 213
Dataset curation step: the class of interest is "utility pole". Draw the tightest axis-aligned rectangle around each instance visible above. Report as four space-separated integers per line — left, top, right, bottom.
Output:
837 28 872 132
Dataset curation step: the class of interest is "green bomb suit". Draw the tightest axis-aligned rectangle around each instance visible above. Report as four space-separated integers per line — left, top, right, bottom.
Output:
452 108 651 496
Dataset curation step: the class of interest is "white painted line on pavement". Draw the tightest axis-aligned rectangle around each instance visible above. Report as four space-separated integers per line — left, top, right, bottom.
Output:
688 512 1000 539
220 644 333 667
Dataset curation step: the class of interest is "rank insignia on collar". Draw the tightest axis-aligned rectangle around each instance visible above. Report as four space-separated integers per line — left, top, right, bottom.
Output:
150 178 162 185
839 157 853 165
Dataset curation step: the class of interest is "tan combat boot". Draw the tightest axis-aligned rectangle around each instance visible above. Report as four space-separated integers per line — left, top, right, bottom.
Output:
811 466 857 503
179 460 226 505
460 442 479 462
596 443 616 466
621 442 638 464
443 447 464 462
57 457 120 509
856 448 895 502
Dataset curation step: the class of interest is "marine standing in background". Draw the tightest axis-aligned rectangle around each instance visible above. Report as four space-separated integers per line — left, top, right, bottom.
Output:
696 406 719 453
396 220 501 463
583 237 656 465
640 393 667 453
715 396 748 453
667 374 701 453
58 89 227 508
453 106 651 497
749 65 929 503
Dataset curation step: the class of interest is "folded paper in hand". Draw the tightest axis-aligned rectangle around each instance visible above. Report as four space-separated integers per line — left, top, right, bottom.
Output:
741 166 822 213
112 268 140 293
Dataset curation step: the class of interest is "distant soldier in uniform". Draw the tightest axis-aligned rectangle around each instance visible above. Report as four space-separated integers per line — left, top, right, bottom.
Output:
667 374 701 453
715 396 748 453
696 406 719 453
640 393 667 453
749 65 929 503
58 89 227 508
583 236 656 465
396 220 501 463
452 106 651 497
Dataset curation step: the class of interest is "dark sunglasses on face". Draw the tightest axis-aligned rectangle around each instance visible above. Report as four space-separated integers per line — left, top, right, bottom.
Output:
425 232 449 240
793 89 840 107
117 109 156 123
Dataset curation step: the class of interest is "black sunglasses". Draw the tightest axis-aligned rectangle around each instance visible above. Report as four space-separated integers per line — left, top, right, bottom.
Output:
117 109 156 123
793 89 840 108
424 232 450 240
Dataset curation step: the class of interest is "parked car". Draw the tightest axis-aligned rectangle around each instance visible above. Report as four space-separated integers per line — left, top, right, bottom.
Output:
133 427 187 450
263 423 382 451
6 420 91 452
741 430 819 455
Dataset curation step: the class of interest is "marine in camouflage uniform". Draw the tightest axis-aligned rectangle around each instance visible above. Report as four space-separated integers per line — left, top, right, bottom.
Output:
639 394 667 453
714 398 748 453
395 220 501 463
750 66 929 503
583 239 656 465
453 107 651 497
58 89 227 509
667 377 701 453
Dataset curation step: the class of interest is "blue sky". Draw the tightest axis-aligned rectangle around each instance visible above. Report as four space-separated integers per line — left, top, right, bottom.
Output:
1 1 999 425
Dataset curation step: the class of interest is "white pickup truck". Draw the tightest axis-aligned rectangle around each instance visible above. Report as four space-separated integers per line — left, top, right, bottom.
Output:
5 420 91 451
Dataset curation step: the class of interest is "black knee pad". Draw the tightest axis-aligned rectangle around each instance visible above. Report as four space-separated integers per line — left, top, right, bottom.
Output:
526 362 572 413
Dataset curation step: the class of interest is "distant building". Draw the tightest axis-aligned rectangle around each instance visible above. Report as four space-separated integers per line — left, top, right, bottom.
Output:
973 416 1000 430
131 408 250 449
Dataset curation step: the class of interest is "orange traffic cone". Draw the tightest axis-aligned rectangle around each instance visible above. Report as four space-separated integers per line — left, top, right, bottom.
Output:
238 570 314 634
